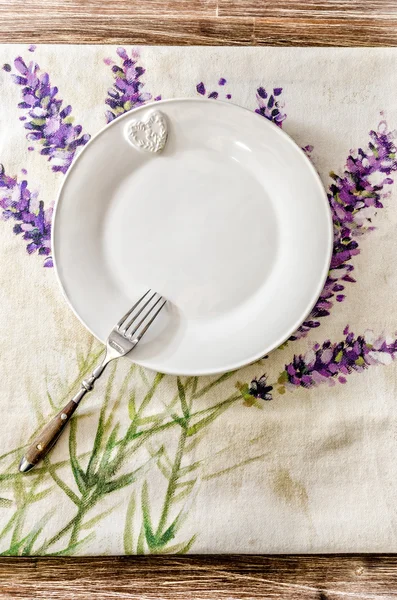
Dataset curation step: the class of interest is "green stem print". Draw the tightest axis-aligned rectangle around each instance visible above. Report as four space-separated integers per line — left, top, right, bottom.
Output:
138 379 193 554
125 376 250 554
0 340 255 555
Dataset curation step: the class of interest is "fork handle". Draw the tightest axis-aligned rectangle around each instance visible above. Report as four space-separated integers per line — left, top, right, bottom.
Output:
19 400 80 472
19 359 109 473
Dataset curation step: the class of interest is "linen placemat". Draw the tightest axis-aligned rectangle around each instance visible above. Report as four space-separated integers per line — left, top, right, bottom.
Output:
0 45 397 555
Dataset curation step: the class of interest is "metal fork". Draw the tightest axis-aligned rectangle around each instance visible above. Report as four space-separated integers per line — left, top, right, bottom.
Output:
19 290 166 473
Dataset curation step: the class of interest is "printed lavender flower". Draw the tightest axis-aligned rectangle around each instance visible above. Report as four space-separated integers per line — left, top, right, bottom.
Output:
105 47 152 123
236 374 273 406
249 375 273 400
302 144 314 157
196 78 232 100
255 87 286 128
241 326 397 402
278 327 397 392
0 165 52 266
292 125 397 340
8 56 90 174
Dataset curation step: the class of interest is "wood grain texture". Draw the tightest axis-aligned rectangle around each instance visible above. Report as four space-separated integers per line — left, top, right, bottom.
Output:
253 17 397 46
219 0 397 18
0 0 397 45
23 400 78 469
0 555 397 599
0 0 217 17
0 12 254 45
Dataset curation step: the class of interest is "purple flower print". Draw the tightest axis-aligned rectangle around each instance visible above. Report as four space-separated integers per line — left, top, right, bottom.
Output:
196 82 206 96
241 327 397 402
248 375 273 400
105 47 152 123
196 78 232 101
7 56 90 174
255 87 286 128
236 373 273 407
302 144 314 157
279 327 397 392
196 82 286 123
0 165 52 266
292 124 397 340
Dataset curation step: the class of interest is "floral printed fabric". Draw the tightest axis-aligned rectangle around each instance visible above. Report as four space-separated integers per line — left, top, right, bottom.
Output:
0 45 397 555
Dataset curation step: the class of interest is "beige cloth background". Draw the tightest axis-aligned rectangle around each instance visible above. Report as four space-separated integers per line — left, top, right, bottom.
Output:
0 46 396 555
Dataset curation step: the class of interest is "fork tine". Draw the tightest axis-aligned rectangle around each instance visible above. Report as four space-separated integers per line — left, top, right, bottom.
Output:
117 289 151 329
136 300 167 342
121 291 158 333
126 296 165 340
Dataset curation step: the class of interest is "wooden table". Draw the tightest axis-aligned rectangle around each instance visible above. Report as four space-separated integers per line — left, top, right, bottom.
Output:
0 0 397 597
0 0 397 46
1 555 397 598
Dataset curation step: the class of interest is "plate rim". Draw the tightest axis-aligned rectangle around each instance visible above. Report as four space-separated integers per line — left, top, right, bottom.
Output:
52 97 334 376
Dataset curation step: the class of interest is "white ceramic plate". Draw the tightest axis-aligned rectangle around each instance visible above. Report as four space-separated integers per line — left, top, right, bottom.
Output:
53 99 333 376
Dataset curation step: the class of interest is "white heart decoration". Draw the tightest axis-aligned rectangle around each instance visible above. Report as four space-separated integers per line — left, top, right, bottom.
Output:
127 111 168 153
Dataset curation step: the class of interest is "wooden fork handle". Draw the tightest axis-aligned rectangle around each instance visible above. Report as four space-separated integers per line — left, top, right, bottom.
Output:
18 355 111 473
19 400 79 472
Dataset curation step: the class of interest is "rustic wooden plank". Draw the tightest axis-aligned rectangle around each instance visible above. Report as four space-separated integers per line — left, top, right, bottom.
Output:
0 0 217 18
0 14 254 45
219 0 397 19
253 17 397 46
0 555 397 599
3 13 394 46
0 0 396 45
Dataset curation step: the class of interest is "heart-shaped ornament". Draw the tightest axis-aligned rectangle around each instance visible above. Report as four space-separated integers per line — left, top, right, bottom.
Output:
126 111 168 153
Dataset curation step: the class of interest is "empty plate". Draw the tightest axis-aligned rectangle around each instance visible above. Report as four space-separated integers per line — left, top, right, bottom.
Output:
53 98 333 375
